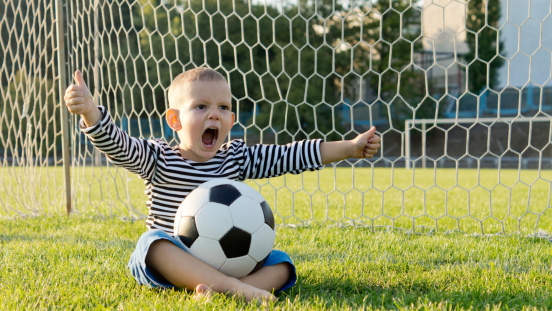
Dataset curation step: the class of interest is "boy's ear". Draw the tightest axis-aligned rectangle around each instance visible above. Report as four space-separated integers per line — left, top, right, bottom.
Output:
166 108 182 131
231 111 235 126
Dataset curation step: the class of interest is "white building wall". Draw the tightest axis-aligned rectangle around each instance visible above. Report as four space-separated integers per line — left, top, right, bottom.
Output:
421 0 469 94
422 0 552 89
498 0 552 88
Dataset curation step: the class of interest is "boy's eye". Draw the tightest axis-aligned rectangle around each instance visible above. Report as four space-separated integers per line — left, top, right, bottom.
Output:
219 105 230 110
196 105 207 110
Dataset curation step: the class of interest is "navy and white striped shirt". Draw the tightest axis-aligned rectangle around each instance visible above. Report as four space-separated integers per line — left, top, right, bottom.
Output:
81 106 324 234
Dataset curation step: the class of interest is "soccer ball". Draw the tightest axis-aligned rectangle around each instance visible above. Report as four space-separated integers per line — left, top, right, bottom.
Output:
174 179 276 278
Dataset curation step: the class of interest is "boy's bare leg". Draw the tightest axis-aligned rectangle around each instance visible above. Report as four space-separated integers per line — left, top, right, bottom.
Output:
239 263 291 292
145 240 276 302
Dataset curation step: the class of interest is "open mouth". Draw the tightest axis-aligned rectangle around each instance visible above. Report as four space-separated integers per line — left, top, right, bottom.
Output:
202 127 219 147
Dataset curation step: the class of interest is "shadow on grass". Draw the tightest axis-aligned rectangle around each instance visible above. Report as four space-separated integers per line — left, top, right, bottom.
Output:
281 270 550 310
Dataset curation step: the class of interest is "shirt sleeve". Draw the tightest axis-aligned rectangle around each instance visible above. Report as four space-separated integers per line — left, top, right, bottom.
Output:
239 139 324 180
79 106 160 180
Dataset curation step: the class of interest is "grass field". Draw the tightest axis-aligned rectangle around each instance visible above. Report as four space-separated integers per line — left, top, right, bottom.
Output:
0 216 551 310
1 166 551 309
2 167 551 234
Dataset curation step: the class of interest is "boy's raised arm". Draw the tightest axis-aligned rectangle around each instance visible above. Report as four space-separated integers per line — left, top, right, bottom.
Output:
320 126 381 165
64 70 103 127
63 70 161 180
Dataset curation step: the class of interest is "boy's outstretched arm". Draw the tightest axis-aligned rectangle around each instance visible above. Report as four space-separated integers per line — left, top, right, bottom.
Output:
320 126 381 165
64 70 102 127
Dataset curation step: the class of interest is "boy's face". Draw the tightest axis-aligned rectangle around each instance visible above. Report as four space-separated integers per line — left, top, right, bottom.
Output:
168 80 235 162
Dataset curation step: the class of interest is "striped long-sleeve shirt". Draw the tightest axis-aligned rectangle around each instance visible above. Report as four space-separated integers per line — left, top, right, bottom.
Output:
81 106 324 234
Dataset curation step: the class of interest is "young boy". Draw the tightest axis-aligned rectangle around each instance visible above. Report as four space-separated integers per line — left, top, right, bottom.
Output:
64 68 381 302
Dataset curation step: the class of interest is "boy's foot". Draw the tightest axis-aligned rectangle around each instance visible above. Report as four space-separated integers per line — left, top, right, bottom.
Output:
192 284 215 301
193 282 276 304
226 283 276 304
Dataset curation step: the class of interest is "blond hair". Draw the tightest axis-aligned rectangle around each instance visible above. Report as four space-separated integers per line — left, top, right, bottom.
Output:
168 68 227 108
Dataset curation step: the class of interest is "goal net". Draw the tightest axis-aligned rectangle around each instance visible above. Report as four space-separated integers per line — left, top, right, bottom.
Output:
1 0 551 235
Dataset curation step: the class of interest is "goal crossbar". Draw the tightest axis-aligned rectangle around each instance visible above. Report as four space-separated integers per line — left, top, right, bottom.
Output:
404 116 552 169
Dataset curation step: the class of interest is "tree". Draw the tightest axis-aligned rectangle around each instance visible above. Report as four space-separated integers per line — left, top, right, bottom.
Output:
1 0 60 159
249 0 429 137
120 0 342 142
100 0 426 141
257 0 427 140
1 71 60 158
254 0 354 142
121 0 282 127
367 0 430 127
465 0 504 93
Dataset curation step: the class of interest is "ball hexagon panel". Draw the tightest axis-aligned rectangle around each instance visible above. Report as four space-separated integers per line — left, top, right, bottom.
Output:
178 187 211 217
175 216 199 248
248 224 276 262
232 182 266 204
209 184 241 206
219 227 251 258
260 201 275 229
195 202 233 240
197 178 231 189
219 256 258 279
229 196 265 233
188 237 227 270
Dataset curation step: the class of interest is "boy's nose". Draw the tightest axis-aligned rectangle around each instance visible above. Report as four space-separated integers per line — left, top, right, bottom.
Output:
208 108 220 120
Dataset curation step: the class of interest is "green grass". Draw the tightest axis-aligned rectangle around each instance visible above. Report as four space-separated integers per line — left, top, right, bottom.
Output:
1 166 551 309
1 216 551 310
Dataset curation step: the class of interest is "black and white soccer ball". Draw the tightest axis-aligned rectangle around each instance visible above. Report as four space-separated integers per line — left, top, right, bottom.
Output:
174 179 276 278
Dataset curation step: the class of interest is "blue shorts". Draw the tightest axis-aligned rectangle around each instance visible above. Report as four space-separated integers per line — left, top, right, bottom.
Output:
127 229 297 292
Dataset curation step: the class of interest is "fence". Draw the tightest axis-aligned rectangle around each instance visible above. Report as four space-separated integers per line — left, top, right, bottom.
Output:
1 0 551 235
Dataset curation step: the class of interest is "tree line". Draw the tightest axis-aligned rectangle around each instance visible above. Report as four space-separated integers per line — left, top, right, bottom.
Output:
1 0 504 156
86 0 427 142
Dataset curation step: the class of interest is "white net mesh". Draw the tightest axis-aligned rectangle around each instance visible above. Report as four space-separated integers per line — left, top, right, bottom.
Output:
1 0 551 235
1 1 65 215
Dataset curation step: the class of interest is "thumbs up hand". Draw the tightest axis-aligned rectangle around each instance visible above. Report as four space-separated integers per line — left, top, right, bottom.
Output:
350 126 381 159
64 70 93 115
64 70 102 127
